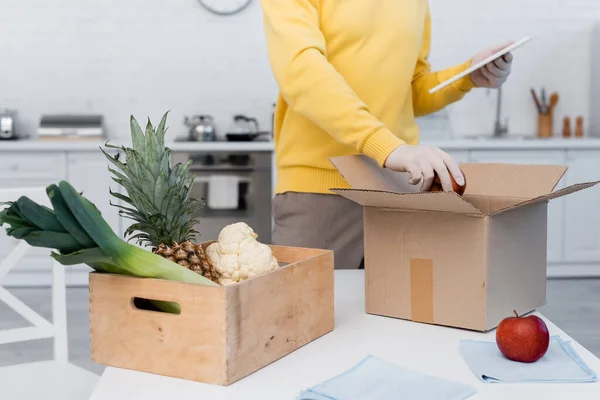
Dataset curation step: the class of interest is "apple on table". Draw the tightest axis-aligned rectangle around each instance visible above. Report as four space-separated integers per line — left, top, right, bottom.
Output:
496 310 551 363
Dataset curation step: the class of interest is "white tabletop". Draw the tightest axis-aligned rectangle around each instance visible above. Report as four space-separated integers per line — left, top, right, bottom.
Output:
88 270 600 400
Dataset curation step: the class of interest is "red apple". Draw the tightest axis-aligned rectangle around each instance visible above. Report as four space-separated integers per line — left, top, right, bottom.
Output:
496 310 550 363
429 169 467 196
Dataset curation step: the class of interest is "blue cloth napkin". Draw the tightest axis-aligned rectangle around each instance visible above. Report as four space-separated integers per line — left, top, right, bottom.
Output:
460 335 598 383
296 355 477 400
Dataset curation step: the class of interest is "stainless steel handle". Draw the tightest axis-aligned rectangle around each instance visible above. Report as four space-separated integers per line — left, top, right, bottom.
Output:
194 176 250 184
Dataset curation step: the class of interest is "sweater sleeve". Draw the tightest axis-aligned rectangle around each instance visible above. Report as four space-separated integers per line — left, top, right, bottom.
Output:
260 0 405 167
411 8 476 117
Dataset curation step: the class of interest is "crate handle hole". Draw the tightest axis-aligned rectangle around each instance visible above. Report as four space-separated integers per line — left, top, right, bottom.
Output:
131 297 181 315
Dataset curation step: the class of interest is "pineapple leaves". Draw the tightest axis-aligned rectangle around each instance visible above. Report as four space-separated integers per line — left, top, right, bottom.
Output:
107 167 132 186
155 111 169 148
130 115 146 154
153 171 169 212
144 118 163 178
107 188 134 205
101 147 139 187
103 111 205 247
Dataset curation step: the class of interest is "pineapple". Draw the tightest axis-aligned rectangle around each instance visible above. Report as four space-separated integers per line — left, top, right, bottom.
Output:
101 111 220 283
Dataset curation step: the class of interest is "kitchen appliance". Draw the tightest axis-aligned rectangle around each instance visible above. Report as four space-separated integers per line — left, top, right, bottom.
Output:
37 114 105 139
184 114 217 142
172 150 273 243
0 109 17 140
225 114 270 141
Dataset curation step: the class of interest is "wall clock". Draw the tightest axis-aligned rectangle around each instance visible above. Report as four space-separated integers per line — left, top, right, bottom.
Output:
196 0 253 16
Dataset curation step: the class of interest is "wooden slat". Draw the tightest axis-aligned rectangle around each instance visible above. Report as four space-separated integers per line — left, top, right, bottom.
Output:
226 248 334 384
89 274 228 385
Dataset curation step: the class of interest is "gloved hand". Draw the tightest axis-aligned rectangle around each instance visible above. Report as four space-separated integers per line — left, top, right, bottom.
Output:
470 42 514 88
384 144 465 192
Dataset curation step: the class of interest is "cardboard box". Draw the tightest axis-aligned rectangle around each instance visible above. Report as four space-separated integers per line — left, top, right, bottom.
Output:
89 243 334 385
330 154 598 332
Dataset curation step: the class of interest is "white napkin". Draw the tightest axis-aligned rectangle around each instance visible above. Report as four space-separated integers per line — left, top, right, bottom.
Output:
296 355 477 400
459 335 598 383
208 175 239 210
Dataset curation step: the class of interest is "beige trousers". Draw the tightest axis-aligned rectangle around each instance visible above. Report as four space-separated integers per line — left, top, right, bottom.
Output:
271 192 364 270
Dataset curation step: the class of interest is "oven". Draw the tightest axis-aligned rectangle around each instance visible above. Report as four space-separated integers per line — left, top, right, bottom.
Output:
172 151 273 244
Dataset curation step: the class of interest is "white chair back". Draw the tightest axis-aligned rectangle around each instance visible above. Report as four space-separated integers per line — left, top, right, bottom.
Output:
0 186 68 364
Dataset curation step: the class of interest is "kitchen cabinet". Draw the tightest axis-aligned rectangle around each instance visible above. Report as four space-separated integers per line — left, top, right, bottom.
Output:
0 150 120 286
67 152 120 234
468 150 567 264
0 152 67 283
564 150 600 263
1 140 600 285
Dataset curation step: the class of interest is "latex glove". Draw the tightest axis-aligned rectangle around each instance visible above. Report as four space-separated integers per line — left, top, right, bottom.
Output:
384 144 465 192
470 42 514 89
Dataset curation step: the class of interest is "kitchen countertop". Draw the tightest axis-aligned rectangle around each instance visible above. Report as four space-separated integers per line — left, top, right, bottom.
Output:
1 137 600 152
427 137 600 150
0 139 276 152
88 270 600 400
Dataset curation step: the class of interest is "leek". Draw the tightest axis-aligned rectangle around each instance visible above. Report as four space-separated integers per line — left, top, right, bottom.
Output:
0 180 219 314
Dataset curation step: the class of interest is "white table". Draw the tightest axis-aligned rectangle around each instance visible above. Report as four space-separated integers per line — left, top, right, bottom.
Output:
88 270 600 399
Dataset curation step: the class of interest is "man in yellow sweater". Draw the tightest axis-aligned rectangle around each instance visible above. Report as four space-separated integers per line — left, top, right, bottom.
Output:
260 0 514 269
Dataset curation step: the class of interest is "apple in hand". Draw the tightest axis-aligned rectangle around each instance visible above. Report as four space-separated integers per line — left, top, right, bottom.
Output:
496 310 550 363
429 169 467 196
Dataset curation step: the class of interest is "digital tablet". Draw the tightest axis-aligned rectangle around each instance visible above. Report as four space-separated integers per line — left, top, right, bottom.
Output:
428 36 533 94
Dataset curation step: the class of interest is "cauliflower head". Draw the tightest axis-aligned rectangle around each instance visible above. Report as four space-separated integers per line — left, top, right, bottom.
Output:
206 222 279 286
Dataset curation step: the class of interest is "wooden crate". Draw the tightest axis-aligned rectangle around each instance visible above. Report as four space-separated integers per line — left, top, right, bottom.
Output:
89 244 334 386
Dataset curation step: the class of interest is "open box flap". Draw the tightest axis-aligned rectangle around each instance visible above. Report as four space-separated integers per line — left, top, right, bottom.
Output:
331 188 485 215
460 163 568 199
329 154 415 193
489 181 600 216
330 155 483 215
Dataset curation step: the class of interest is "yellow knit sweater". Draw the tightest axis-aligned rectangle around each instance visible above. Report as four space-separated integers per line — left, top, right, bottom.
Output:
260 0 475 195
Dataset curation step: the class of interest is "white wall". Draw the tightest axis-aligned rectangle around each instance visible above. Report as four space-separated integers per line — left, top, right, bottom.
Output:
1 0 599 140
0 0 278 140
429 0 600 138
